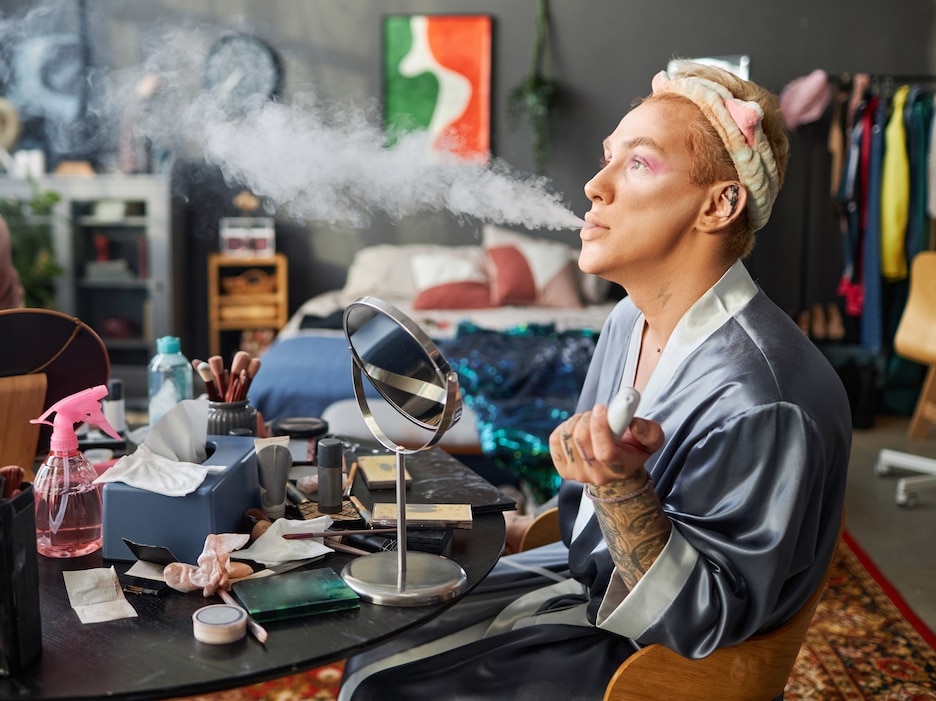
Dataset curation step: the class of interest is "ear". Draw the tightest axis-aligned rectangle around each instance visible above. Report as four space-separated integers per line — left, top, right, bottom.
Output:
697 182 747 233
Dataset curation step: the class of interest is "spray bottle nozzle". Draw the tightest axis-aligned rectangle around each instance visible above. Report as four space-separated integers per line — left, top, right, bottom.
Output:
31 385 122 454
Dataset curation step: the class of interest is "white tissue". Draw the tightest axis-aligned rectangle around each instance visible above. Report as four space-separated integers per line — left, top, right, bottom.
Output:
232 515 334 566
62 567 138 623
94 400 214 497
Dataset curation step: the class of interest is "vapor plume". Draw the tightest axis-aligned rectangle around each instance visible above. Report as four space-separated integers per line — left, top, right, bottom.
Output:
103 27 584 231
0 7 583 232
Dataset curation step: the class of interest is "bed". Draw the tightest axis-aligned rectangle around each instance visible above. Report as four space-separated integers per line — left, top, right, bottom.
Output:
249 226 616 499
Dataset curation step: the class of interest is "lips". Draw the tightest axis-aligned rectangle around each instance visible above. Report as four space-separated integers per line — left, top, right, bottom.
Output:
580 214 607 241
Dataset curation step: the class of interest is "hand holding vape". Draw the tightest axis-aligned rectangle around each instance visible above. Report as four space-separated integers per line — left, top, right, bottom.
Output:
607 387 641 441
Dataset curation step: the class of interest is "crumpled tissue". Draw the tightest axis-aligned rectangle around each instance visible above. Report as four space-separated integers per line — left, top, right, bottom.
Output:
232 515 334 566
94 400 215 497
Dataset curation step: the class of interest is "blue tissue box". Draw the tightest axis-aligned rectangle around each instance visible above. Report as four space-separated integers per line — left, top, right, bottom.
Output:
102 435 259 565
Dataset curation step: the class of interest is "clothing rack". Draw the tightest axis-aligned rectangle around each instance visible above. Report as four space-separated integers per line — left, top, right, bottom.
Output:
792 70 935 345
827 72 936 91
868 74 936 97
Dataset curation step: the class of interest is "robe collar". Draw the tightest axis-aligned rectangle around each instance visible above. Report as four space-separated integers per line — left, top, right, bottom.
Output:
572 260 758 540
624 260 758 411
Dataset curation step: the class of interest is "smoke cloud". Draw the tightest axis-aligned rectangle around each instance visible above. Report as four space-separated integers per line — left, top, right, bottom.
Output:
96 25 584 232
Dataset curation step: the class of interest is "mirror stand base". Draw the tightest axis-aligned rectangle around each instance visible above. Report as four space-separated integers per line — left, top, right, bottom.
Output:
341 551 468 607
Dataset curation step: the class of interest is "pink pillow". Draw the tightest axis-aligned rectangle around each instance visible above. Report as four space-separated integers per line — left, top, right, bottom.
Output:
483 226 582 308
411 252 493 310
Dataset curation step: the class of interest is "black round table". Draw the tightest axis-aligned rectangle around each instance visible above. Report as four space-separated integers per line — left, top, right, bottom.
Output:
1 514 504 700
0 447 510 700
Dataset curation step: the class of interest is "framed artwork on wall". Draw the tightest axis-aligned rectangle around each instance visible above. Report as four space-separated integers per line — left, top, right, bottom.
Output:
383 14 492 160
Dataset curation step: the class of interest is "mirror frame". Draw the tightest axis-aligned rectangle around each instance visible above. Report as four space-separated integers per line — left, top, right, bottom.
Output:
344 296 461 451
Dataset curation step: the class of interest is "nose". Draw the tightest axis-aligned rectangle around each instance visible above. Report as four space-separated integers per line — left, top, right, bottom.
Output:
584 169 608 203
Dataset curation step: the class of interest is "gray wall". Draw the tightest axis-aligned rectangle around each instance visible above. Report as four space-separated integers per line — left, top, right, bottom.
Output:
3 0 935 357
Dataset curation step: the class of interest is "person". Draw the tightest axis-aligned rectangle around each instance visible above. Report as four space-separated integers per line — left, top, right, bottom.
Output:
339 61 851 701
0 216 24 309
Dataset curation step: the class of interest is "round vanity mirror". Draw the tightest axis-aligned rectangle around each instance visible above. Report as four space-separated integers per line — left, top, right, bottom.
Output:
341 296 468 606
344 297 462 449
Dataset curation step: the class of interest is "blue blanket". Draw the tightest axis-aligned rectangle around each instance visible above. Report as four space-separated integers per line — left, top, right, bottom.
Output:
249 334 380 420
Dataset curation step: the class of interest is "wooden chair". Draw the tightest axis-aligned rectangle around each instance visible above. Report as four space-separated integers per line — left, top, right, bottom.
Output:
518 507 839 701
875 251 936 506
516 505 562 553
0 373 47 476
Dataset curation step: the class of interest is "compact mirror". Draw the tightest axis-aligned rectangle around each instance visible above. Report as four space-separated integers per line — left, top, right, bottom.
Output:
341 296 468 606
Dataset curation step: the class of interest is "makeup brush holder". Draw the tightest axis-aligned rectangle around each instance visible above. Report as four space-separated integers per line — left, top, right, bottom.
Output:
207 399 258 436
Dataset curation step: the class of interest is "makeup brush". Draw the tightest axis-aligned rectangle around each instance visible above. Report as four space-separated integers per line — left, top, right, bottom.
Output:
227 351 251 401
230 351 251 377
209 355 227 399
247 357 261 379
196 362 222 401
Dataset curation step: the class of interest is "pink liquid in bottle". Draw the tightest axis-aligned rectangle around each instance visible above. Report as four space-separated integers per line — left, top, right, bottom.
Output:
33 452 103 558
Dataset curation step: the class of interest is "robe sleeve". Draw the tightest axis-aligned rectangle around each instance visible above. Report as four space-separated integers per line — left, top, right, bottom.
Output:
594 401 840 658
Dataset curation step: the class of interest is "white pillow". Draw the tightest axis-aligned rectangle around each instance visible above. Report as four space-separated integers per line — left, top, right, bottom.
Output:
410 249 492 310
342 244 481 301
341 244 427 301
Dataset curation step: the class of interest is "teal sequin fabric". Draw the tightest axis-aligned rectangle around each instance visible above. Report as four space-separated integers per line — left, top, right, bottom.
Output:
438 322 598 502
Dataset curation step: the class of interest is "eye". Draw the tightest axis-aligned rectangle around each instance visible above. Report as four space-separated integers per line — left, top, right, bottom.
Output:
598 155 610 168
629 157 648 171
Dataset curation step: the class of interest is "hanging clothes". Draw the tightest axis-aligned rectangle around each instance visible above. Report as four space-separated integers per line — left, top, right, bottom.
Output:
929 94 936 220
837 97 866 319
828 73 936 416
906 87 934 258
859 98 886 353
880 85 911 281
881 86 934 415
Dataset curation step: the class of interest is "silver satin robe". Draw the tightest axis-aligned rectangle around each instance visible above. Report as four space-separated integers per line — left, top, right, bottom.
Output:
342 261 851 700
564 260 850 656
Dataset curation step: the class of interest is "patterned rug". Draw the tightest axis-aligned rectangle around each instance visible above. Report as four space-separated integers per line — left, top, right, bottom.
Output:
177 532 936 701
785 532 936 700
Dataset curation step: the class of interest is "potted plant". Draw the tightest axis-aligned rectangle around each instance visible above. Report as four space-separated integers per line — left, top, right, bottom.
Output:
508 0 560 174
0 186 62 308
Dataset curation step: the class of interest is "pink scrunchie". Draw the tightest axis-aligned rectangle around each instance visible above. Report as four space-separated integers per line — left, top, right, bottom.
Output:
163 533 251 596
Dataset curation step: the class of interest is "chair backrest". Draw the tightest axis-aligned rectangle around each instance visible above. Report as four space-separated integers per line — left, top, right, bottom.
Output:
894 251 936 365
604 572 826 701
0 373 48 477
515 506 842 700
517 506 561 552
604 518 843 701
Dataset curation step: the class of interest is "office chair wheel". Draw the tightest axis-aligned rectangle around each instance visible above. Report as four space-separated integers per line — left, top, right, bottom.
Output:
874 458 892 477
896 491 918 509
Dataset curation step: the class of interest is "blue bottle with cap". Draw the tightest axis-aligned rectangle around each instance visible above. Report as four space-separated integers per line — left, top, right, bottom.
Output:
148 335 193 425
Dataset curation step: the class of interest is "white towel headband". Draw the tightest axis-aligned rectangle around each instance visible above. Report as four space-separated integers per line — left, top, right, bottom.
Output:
651 69 780 232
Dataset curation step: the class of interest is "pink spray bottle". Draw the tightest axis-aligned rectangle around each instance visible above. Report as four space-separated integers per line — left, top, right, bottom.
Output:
30 385 122 558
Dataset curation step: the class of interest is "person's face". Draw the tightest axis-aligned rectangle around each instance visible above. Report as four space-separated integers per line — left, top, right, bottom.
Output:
579 99 712 281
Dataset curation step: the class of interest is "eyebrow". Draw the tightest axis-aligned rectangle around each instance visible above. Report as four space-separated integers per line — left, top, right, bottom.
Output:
603 135 666 156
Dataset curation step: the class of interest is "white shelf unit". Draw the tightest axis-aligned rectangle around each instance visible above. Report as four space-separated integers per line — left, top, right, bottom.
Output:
0 174 173 400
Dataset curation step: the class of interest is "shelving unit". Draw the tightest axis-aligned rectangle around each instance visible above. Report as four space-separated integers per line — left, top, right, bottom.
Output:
0 174 173 402
207 252 288 358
